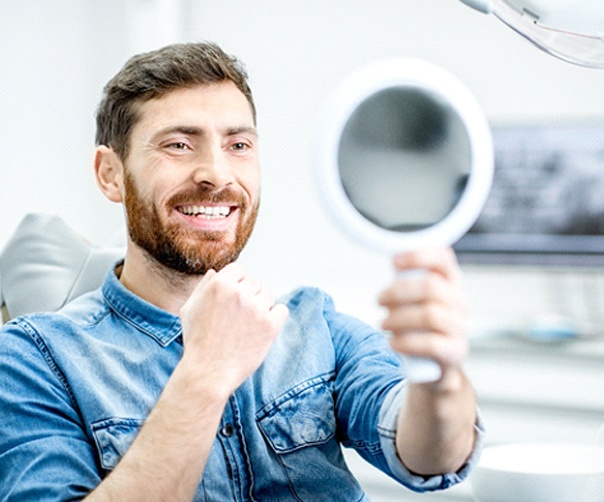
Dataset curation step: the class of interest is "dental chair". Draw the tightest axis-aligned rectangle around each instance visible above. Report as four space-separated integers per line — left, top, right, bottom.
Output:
0 214 124 324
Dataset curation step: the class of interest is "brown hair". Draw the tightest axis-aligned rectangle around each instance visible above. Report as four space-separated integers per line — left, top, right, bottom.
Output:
95 42 255 159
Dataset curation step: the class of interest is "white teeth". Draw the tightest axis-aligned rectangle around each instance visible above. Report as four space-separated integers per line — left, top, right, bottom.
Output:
179 205 232 218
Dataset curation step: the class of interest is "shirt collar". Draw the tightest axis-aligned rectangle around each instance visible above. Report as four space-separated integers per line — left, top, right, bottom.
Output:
102 262 182 347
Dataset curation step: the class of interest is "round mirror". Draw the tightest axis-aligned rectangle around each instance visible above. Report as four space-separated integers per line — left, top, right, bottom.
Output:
314 59 494 382
315 58 493 253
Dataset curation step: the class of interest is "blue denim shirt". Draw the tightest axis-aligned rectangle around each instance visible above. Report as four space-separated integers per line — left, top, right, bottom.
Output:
0 266 483 501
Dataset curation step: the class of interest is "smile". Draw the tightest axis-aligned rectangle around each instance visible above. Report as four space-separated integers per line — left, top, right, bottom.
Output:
177 205 233 219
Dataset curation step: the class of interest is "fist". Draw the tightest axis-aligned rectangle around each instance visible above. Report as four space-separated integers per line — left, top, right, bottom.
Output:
180 263 289 394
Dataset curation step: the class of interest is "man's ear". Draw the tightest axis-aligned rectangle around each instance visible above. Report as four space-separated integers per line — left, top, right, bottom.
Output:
94 146 124 203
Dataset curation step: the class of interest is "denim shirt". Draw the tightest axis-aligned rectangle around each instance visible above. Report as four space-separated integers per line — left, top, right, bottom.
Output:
0 266 483 501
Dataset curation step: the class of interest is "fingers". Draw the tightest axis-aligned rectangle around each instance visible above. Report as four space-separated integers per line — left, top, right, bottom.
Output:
381 301 466 336
269 303 290 329
379 247 468 369
197 263 264 304
388 331 468 367
220 264 280 314
378 271 464 310
393 247 462 283
210 262 245 283
186 262 288 329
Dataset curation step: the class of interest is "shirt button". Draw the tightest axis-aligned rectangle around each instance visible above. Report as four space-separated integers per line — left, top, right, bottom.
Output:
221 424 234 437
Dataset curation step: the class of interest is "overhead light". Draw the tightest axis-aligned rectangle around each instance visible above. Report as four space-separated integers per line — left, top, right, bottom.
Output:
459 0 604 68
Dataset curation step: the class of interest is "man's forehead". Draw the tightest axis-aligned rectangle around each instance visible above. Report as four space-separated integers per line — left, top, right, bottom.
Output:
132 82 255 135
144 82 249 111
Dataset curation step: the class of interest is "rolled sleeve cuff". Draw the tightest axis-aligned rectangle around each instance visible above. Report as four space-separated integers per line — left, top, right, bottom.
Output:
377 380 486 492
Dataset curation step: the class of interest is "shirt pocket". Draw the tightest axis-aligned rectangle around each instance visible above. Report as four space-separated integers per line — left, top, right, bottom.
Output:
90 417 145 471
257 374 336 452
256 373 365 501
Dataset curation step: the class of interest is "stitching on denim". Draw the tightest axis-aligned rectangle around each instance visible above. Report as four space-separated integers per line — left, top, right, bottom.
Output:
344 438 382 456
17 318 77 404
103 287 181 347
255 371 336 420
376 423 396 439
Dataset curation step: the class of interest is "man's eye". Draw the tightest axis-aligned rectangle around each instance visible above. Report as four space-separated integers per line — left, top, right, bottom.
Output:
169 142 190 150
231 142 249 151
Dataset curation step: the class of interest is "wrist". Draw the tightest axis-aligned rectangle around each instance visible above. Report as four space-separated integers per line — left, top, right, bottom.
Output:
170 354 233 409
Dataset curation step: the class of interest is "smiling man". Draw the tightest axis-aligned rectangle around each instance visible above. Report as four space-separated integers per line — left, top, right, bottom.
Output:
0 43 483 501
96 80 263 308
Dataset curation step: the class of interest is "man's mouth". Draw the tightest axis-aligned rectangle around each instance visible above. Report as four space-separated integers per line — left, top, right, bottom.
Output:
177 205 234 219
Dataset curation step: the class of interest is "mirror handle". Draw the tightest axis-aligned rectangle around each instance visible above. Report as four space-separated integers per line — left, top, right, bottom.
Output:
396 269 443 383
404 356 442 383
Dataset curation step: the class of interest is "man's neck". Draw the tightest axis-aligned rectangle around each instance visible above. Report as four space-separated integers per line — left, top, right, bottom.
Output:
118 245 202 316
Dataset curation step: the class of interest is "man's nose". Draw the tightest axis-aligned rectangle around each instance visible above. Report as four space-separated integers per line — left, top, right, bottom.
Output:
192 146 234 188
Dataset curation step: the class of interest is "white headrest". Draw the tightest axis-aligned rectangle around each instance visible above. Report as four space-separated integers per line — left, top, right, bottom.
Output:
0 214 124 322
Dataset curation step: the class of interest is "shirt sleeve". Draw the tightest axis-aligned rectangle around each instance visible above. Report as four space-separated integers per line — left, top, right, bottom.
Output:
378 381 486 492
0 320 101 500
323 293 485 493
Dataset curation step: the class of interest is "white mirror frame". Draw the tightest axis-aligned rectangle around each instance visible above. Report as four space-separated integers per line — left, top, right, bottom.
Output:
315 59 494 254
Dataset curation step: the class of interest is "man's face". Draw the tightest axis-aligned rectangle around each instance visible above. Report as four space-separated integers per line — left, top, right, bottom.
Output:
121 82 260 275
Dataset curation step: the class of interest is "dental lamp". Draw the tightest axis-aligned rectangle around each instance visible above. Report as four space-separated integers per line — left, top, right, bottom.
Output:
459 0 604 68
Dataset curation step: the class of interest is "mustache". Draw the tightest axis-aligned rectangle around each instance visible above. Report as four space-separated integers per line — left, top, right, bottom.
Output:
168 186 247 207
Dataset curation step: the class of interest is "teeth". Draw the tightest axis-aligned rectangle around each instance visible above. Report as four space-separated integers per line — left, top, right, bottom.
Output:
179 205 232 218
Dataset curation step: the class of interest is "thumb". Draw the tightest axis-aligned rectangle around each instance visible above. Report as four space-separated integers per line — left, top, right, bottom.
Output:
270 303 290 330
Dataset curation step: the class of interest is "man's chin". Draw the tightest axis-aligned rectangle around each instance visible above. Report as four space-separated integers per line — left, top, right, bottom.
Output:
141 209 256 275
161 243 241 275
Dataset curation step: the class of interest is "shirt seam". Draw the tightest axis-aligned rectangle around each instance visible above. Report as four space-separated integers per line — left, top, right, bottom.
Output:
16 318 77 405
103 287 181 347
255 371 336 420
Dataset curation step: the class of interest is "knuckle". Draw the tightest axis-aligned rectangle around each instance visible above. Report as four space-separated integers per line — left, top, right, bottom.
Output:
428 338 444 360
422 304 441 329
423 275 441 299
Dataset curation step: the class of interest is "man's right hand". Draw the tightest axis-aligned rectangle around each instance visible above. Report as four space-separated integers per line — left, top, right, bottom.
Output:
179 262 289 398
84 262 288 502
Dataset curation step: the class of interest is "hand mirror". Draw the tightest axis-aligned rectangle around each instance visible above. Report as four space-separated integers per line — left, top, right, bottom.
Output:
315 59 494 382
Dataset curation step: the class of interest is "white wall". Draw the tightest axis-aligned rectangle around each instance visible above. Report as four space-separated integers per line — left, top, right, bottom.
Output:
0 1 126 248
3 0 604 329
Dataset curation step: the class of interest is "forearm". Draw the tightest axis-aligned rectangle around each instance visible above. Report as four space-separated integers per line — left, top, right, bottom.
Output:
84 356 228 501
395 366 477 476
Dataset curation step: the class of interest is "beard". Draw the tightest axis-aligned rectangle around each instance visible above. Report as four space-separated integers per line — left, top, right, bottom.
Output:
123 170 259 275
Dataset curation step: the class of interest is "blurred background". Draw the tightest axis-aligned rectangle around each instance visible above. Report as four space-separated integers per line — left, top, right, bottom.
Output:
2 1 604 500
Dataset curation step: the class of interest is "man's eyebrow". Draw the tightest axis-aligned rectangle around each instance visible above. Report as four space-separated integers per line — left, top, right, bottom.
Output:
152 125 204 139
226 126 258 138
152 125 258 139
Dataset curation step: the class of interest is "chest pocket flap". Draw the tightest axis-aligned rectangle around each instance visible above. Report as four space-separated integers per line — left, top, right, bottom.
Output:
91 417 145 470
257 374 336 453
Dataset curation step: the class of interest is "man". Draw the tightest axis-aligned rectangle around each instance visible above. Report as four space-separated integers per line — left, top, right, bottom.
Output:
0 42 483 500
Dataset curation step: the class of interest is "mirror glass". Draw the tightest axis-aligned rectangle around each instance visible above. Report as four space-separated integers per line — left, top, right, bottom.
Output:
338 87 471 232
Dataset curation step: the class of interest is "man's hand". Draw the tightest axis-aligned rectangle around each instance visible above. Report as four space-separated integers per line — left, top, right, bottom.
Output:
179 263 289 398
85 264 288 502
379 248 478 476
378 247 468 378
